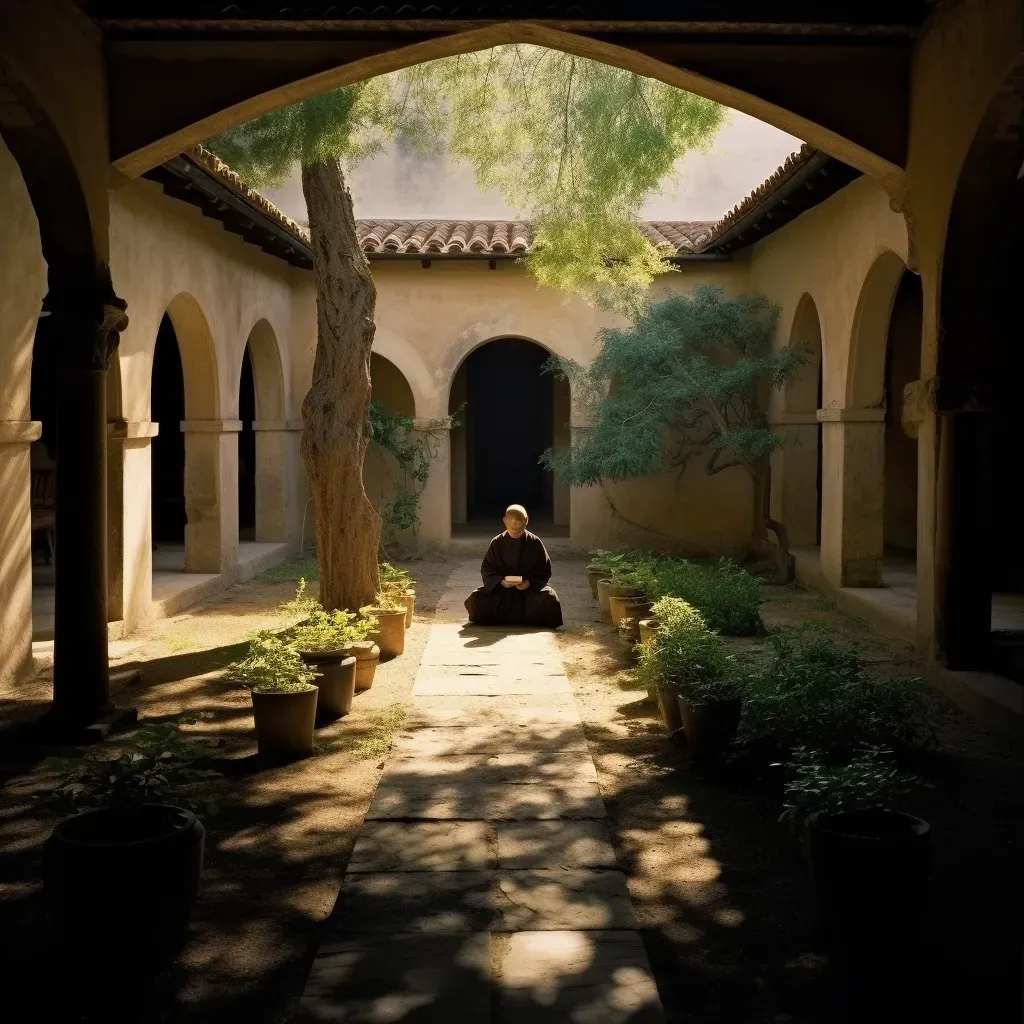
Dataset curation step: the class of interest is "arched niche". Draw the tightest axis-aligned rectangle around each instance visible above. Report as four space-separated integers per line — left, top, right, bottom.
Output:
773 293 823 548
447 337 570 534
164 291 219 420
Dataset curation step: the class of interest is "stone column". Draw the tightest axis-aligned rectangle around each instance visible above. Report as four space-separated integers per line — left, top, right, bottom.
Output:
252 418 303 543
48 283 131 733
768 412 820 548
107 421 159 629
818 407 886 588
180 419 240 574
0 420 41 689
413 417 451 554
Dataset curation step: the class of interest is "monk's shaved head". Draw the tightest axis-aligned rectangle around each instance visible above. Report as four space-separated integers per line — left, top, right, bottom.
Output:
505 504 528 523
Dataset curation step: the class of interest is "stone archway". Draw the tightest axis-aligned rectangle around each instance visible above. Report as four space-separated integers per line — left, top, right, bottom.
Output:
151 292 228 577
772 293 823 550
448 337 570 535
237 318 290 543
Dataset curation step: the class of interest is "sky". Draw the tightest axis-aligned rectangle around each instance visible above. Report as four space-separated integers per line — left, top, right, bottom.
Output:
261 109 802 226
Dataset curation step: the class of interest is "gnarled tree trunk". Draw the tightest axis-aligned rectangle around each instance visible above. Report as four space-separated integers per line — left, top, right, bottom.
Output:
300 158 381 610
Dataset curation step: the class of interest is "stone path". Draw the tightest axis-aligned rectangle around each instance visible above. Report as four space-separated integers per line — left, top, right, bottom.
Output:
297 563 663 1022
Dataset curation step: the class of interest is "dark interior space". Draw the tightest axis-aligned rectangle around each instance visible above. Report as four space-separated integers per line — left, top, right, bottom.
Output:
465 338 554 521
238 345 256 541
29 312 58 568
815 360 823 546
151 314 186 546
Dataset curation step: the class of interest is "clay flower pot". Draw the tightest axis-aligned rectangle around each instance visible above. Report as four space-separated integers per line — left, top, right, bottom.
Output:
45 805 204 974
401 589 415 629
595 579 614 618
609 595 652 630
343 640 381 691
638 617 662 647
298 649 356 721
603 583 643 623
586 566 604 599
251 686 318 758
367 607 407 660
676 694 742 765
656 680 684 737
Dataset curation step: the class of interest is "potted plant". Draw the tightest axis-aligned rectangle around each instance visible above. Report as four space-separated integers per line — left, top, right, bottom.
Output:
780 745 930 951
362 591 406 660
638 616 661 647
230 631 320 757
289 606 363 721
41 714 218 973
641 597 743 762
381 562 416 627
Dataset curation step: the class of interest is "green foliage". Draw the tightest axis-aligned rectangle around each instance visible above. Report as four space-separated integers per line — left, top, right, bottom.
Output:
369 401 455 544
405 46 725 312
733 628 937 766
291 606 377 653
380 562 415 587
43 714 222 816
228 631 319 693
648 557 763 636
279 577 320 619
543 287 803 491
636 597 740 705
779 745 923 829
587 548 648 577
259 556 320 583
354 703 408 760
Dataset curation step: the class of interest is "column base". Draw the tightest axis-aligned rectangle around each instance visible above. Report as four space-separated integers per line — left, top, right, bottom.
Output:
37 703 139 746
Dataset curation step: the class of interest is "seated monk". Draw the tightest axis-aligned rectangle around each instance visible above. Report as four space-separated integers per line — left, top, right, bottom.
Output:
464 504 563 628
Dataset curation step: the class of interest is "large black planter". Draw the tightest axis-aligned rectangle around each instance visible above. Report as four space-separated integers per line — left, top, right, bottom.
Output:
45 804 204 971
299 648 357 721
808 809 931 951
677 694 742 765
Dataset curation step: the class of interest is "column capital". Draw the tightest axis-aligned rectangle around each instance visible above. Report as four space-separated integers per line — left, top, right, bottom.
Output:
0 419 42 445
816 407 886 423
252 418 303 432
180 419 243 433
42 264 128 371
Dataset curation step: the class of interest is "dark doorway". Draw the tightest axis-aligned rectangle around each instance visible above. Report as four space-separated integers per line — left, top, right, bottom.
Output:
815 360 823 546
465 339 554 521
151 314 186 545
238 345 256 540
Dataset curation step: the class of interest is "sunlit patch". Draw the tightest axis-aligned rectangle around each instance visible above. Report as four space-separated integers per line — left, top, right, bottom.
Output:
712 906 745 927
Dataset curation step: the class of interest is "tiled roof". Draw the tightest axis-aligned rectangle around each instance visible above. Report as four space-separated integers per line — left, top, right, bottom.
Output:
355 219 716 256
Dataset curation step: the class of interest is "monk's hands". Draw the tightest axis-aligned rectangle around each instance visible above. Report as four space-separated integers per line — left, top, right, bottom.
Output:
515 581 530 591
500 578 516 588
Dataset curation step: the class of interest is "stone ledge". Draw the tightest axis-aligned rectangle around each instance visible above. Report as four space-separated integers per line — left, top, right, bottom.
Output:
178 419 243 433
816 407 886 422
0 420 42 444
107 420 159 440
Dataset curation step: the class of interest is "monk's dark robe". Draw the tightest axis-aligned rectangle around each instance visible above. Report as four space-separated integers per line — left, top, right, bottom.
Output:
464 530 563 628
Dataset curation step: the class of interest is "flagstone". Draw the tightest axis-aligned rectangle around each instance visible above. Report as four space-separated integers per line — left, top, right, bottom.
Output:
348 821 494 872
494 821 618 869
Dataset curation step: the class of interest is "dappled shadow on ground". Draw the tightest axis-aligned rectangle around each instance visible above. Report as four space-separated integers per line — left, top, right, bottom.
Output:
556 560 1024 1024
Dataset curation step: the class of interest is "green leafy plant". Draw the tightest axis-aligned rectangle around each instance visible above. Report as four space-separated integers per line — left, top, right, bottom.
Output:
228 631 319 693
42 714 222 816
279 577 320 619
291 606 377 653
649 557 763 636
778 745 923 830
636 596 740 705
733 628 937 766
354 702 408 760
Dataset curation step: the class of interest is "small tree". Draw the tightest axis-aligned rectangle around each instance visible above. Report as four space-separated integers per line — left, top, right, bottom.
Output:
542 286 807 574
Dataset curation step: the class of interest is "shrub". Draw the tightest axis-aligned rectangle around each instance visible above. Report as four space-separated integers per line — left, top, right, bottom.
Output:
778 745 923 830
229 631 319 693
290 606 377 652
647 557 762 636
733 628 937 766
42 714 222 816
279 577 320 619
636 596 741 705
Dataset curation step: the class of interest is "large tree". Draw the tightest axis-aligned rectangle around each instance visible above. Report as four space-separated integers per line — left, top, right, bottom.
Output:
208 47 725 610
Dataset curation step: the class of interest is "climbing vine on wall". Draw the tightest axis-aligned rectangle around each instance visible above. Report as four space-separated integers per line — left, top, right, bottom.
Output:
368 400 458 549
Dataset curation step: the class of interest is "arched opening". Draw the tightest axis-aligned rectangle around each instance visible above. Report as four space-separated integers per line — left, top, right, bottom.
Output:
150 313 186 558
937 61 1024 672
449 338 569 536
367 354 417 545
776 294 823 552
238 345 256 541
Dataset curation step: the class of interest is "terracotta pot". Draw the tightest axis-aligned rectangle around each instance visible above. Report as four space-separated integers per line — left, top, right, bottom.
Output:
586 566 604 599
299 649 356 721
656 681 683 737
343 641 381 692
638 617 662 647
45 805 204 974
402 589 415 629
677 694 742 765
251 686 318 757
808 810 931 952
595 579 613 618
367 607 407 660
610 595 652 630
602 582 642 621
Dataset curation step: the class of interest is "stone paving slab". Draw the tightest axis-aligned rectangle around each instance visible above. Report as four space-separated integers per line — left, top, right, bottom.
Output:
393 722 589 756
404 695 581 729
494 821 618 869
413 674 572 696
296 933 492 1023
499 931 664 1023
325 870 638 935
348 822 495 872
